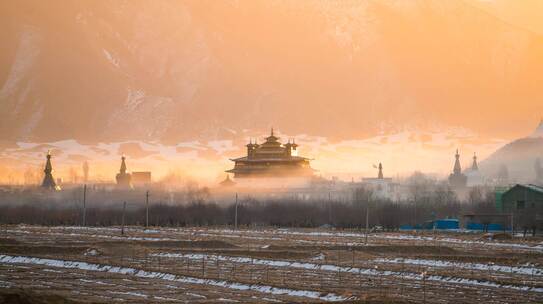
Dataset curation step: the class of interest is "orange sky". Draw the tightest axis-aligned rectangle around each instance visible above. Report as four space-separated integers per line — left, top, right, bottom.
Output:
0 1 542 184
1 0 542 142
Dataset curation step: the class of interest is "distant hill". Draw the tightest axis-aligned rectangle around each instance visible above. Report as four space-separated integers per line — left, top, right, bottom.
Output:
480 121 543 182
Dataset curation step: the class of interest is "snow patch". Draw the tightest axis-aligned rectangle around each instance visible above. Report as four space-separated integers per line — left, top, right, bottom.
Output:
0 255 351 302
125 88 146 111
84 249 100 256
153 252 543 293
102 49 120 68
374 257 543 276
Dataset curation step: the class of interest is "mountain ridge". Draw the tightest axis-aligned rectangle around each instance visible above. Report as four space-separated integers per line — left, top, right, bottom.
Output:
479 122 543 182
1 1 542 143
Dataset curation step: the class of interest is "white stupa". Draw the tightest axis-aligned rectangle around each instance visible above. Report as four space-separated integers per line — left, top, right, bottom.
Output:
530 119 543 138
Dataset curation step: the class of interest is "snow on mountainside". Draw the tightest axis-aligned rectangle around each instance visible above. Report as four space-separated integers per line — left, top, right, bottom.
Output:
0 1 542 143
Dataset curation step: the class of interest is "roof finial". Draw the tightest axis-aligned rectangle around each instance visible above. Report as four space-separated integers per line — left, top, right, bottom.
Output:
271 127 274 136
453 149 462 174
472 152 479 171
120 154 127 174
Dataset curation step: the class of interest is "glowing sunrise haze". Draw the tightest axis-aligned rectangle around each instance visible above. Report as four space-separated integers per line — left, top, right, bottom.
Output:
0 0 542 183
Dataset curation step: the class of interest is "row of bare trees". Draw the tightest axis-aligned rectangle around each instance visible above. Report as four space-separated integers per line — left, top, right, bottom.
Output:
0 185 503 230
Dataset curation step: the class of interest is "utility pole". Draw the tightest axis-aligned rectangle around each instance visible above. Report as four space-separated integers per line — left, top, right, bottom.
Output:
122 201 126 236
365 203 369 245
328 192 332 225
510 213 514 235
82 184 87 227
145 190 150 229
234 193 238 230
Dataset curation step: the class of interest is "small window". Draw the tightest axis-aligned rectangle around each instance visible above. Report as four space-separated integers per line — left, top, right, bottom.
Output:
517 201 525 210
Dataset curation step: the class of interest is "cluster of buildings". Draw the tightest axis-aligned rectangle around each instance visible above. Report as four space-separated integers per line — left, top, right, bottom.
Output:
39 128 488 194
41 153 151 191
36 128 513 198
448 150 484 190
29 128 543 233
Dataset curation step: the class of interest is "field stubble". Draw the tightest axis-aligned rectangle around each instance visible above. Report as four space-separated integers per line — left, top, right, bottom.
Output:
0 225 542 303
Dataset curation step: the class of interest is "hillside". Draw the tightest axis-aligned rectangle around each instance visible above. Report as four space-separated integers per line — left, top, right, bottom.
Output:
1 0 542 143
480 121 543 182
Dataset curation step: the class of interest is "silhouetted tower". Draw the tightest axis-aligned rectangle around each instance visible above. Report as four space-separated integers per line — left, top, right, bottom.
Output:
453 150 462 175
448 149 467 189
284 139 298 157
378 163 384 179
41 151 60 190
82 161 89 183
116 155 132 189
246 139 257 159
471 153 479 171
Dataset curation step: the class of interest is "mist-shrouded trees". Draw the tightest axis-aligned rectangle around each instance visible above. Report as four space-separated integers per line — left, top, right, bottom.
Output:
0 170 509 229
0 181 499 231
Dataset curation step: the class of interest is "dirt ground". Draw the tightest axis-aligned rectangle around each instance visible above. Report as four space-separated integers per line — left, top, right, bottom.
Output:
0 225 542 303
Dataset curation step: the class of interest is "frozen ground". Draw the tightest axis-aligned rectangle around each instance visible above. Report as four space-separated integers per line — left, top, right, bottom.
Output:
0 225 542 303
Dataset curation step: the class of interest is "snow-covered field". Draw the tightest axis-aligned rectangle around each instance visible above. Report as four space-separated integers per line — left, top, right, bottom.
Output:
1 225 542 303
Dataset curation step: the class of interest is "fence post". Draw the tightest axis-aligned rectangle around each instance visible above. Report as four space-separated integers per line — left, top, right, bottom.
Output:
337 251 341 285
422 271 427 304
365 204 369 245
250 258 253 281
216 257 220 279
320 264 324 289
234 193 238 230
400 261 404 295
374 266 380 297
202 256 205 277
145 190 149 229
